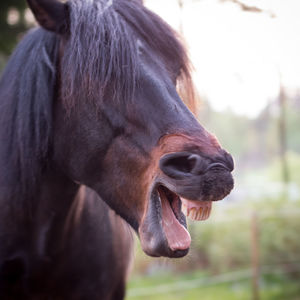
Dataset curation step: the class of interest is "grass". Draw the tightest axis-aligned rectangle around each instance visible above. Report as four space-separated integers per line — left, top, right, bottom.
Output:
126 270 300 300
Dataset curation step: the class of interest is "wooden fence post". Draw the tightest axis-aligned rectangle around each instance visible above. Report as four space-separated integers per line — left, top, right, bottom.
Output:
278 79 289 185
251 212 260 300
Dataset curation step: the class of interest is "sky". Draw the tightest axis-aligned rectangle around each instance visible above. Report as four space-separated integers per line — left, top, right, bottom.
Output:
145 0 300 117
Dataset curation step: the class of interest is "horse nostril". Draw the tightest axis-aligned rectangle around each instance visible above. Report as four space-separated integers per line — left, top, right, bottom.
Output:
187 154 206 175
159 152 207 179
159 151 234 179
205 162 230 172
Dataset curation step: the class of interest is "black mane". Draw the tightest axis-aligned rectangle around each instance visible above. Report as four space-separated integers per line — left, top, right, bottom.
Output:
62 0 193 108
0 29 58 215
0 0 193 215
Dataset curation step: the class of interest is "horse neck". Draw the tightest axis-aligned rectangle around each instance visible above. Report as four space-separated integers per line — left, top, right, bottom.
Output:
31 167 80 259
0 164 79 260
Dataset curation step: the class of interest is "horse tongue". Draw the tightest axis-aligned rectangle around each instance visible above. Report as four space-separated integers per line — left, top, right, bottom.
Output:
161 195 191 251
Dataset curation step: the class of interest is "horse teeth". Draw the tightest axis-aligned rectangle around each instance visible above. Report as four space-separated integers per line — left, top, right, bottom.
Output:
198 207 203 220
202 207 209 220
182 203 188 216
181 199 212 221
193 210 198 221
193 209 199 221
193 208 200 221
189 208 196 220
193 211 198 221
207 207 211 219
207 206 212 219
198 210 204 221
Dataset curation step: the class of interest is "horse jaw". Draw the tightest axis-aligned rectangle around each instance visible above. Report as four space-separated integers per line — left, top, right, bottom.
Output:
139 187 190 258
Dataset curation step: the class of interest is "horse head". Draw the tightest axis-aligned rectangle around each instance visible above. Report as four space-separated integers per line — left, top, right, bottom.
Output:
27 0 234 258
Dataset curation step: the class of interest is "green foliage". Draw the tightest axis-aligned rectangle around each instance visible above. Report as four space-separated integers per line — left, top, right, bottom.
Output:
198 102 251 158
266 152 300 183
244 151 300 184
127 272 300 300
129 197 300 300
187 199 300 274
132 196 300 287
286 104 300 153
0 0 28 56
191 218 251 272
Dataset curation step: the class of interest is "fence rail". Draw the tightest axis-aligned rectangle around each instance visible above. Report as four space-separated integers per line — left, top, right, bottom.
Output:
127 262 300 298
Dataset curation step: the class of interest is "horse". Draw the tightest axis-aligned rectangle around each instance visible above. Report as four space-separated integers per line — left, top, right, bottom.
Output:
0 0 234 299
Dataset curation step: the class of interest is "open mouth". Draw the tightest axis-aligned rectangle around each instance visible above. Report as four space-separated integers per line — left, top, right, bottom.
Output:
139 166 233 258
138 150 234 258
157 185 213 252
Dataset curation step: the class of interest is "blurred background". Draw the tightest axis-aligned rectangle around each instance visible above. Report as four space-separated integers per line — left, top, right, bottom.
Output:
1 0 300 299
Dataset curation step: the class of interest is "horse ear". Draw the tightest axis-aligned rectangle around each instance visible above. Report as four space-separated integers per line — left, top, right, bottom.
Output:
27 0 69 34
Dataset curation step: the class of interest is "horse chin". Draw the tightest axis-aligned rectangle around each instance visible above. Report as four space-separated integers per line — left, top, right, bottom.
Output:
138 170 234 258
138 185 190 258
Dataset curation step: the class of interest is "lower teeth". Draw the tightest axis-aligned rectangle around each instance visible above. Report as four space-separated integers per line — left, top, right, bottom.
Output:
181 200 212 221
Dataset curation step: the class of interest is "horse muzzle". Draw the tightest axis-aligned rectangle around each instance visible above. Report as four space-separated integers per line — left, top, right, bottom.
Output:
139 150 234 258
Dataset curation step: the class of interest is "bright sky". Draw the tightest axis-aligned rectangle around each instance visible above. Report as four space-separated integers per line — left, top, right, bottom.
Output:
145 0 300 117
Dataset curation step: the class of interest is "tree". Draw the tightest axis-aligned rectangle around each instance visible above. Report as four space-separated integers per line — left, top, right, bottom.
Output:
219 0 275 17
